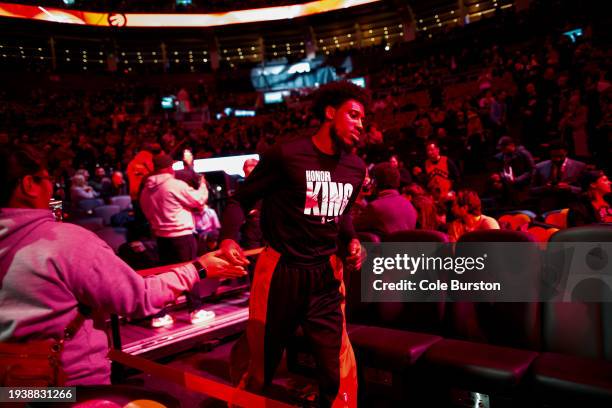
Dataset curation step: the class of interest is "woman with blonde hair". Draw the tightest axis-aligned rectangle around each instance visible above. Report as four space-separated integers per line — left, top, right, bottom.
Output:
70 173 97 208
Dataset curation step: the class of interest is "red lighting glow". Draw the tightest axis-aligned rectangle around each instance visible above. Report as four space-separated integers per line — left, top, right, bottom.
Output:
0 0 381 28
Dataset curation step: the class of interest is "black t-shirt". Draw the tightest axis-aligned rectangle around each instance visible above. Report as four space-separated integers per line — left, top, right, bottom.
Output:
221 136 365 265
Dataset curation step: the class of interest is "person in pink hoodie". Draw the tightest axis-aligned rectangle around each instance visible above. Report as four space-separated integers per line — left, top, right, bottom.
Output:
139 153 212 326
0 146 245 385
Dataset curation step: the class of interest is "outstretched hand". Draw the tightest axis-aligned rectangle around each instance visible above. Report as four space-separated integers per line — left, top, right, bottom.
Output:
219 239 250 267
199 251 247 278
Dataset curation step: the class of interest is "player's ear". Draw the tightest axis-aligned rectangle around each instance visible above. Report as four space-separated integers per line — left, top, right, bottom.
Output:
324 106 336 121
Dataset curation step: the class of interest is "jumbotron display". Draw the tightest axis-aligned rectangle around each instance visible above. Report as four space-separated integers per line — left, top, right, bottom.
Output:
0 0 381 27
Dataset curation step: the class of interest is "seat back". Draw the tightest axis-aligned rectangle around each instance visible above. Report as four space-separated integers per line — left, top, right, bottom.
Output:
499 213 531 231
78 198 104 212
93 205 121 225
543 225 612 360
543 208 569 229
374 230 449 334
109 195 133 211
527 226 559 242
450 230 542 350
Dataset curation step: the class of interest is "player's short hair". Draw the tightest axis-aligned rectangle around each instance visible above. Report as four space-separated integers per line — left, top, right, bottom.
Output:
311 81 370 122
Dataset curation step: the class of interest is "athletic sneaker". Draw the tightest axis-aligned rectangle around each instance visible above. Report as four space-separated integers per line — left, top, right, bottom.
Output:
150 314 174 328
190 309 216 325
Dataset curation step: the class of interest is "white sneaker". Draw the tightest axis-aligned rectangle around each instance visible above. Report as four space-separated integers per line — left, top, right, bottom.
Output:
190 309 215 325
150 314 174 328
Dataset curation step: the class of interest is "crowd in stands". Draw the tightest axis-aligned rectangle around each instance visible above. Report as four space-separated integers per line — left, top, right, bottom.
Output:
0 9 610 269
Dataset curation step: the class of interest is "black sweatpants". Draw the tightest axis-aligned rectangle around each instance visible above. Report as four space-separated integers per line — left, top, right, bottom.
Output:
231 247 357 408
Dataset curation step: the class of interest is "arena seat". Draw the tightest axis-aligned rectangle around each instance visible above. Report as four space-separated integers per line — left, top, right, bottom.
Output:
499 213 531 231
94 204 122 225
377 229 449 334
423 230 542 402
548 224 612 243
345 229 449 403
78 198 104 212
531 225 612 405
349 325 442 405
424 338 538 393
542 208 569 229
110 195 133 211
531 353 612 406
527 226 559 244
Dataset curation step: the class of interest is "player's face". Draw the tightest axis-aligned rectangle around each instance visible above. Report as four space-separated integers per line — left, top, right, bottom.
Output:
331 99 365 149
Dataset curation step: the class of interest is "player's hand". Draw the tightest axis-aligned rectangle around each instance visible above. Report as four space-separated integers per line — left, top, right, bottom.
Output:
346 238 364 271
219 239 250 266
199 251 247 278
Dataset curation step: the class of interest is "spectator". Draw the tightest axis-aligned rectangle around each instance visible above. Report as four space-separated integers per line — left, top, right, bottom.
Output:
389 154 412 188
126 143 159 201
567 170 612 226
412 194 444 231
422 139 460 201
242 158 259 178
175 148 201 189
465 110 487 172
90 166 111 195
0 146 245 385
195 205 222 253
494 136 535 190
139 153 210 326
531 140 586 195
448 189 500 242
70 174 97 208
239 158 264 250
108 171 128 197
177 87 191 113
559 92 590 158
354 162 417 236
520 82 545 153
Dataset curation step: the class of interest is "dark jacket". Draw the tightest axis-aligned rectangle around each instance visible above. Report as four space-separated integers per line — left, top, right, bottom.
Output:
494 146 535 188
531 158 586 194
354 189 417 236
